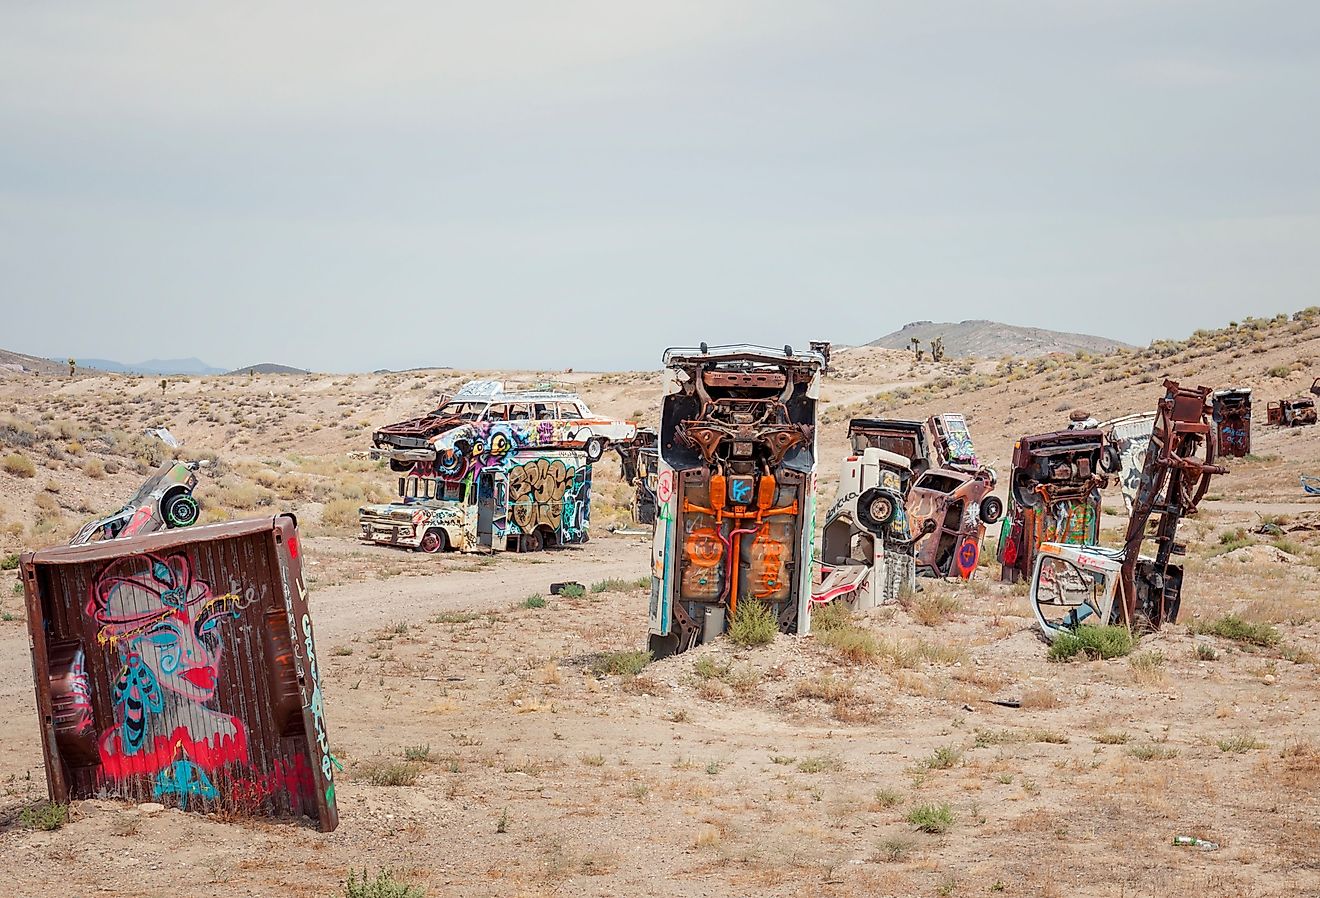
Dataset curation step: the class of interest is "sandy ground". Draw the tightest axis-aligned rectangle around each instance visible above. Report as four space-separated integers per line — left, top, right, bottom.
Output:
1 314 1318 897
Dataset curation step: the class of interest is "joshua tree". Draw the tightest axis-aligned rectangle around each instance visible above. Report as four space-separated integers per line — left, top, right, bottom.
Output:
67 358 76 378
909 337 924 363
160 378 168 396
930 337 945 363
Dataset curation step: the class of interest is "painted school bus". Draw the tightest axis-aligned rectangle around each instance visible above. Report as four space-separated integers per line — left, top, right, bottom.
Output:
358 448 592 553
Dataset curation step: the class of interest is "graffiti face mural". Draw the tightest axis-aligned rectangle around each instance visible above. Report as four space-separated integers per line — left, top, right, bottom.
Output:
23 516 338 829
88 553 248 794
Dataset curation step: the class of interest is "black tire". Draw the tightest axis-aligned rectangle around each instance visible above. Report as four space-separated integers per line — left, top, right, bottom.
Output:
583 436 605 463
419 529 446 554
856 487 898 533
161 492 200 528
980 495 1004 525
521 529 545 553
1099 444 1122 474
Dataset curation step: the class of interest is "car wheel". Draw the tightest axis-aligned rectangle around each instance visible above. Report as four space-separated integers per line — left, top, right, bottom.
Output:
521 529 545 553
1099 445 1122 474
584 436 605 463
979 495 1004 525
856 487 898 532
420 529 446 554
161 492 200 528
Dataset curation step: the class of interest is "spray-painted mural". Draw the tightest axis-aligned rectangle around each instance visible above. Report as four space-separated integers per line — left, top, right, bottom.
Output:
89 553 249 803
23 516 339 830
359 450 593 553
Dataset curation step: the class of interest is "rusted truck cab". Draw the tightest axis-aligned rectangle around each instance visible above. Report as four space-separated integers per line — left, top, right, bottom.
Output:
1267 397 1317 427
648 345 822 658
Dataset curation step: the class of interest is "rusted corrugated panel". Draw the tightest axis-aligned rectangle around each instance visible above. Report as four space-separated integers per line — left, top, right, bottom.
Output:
22 515 338 831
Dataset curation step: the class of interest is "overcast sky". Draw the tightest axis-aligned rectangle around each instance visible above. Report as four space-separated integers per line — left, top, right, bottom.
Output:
2 2 1317 372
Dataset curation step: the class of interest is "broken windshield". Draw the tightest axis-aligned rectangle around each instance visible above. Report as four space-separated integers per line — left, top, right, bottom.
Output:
434 401 488 421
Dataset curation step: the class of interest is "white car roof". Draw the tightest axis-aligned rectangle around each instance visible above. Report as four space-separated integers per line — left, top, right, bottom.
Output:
451 380 586 404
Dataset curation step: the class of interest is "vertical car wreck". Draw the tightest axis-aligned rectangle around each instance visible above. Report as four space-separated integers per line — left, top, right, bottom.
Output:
648 345 822 658
21 516 338 830
998 427 1119 583
614 428 660 526
815 429 930 609
906 414 1002 579
1211 388 1253 457
1030 381 1228 640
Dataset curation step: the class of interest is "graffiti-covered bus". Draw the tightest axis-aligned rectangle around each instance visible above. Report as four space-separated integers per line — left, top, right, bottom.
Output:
647 344 823 658
358 448 592 553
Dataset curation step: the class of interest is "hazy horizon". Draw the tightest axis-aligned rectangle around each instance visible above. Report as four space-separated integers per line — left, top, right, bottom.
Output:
3 3 1318 371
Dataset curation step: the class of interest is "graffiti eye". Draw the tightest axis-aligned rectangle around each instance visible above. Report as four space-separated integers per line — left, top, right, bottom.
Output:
149 630 178 647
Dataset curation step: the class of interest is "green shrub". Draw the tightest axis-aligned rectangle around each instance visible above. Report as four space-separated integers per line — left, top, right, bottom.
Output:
2 453 35 478
1191 615 1280 647
522 594 547 609
557 583 586 599
20 803 67 831
922 745 962 770
906 802 954 834
593 650 652 676
728 601 777 647
358 760 420 787
811 602 852 632
0 553 19 571
590 577 636 594
344 869 425 898
1048 626 1134 661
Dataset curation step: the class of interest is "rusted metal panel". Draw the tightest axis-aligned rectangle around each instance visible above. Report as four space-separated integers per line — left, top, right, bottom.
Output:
1211 388 1252 457
21 515 338 831
648 345 823 657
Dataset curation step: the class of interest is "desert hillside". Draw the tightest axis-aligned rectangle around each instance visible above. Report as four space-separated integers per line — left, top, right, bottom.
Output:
868 319 1135 359
1 311 1318 898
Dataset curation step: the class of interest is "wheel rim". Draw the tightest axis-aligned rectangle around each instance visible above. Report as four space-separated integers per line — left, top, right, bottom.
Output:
869 497 892 523
165 495 199 527
421 531 442 553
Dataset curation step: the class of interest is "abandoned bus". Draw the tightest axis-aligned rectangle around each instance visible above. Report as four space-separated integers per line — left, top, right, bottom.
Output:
358 448 592 553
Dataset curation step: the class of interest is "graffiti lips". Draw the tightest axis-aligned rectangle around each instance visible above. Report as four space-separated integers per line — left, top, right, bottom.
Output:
181 665 217 691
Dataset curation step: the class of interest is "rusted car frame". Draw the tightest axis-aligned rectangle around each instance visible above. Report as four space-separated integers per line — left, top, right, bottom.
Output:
905 415 1002 579
21 515 338 830
1266 397 1317 427
845 419 931 477
648 345 822 657
615 429 660 526
998 428 1118 583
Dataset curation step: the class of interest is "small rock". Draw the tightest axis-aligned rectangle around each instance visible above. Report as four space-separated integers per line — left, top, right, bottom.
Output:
1263 674 1276 685
138 802 165 816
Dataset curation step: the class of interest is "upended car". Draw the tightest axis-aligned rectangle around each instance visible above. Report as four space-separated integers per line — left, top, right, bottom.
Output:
372 380 637 476
904 414 1003 579
69 460 203 546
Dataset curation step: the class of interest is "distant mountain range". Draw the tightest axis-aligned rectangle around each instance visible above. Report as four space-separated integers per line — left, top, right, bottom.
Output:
867 320 1133 359
73 357 227 375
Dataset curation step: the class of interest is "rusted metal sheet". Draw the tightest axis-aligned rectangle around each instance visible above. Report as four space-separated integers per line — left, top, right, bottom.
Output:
648 345 822 657
22 515 338 831
614 429 659 526
997 428 1117 583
